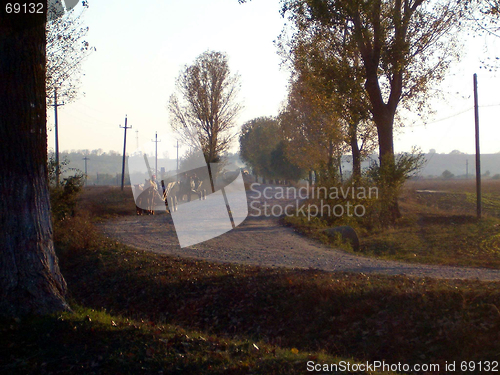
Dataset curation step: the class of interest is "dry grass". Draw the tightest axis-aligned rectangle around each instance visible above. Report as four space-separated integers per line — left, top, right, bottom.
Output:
77 186 137 220
406 178 500 195
284 179 500 268
59 239 500 372
52 198 500 374
4 184 497 374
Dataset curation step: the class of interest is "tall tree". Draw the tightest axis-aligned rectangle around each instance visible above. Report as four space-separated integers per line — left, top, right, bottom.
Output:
46 1 94 105
239 117 282 180
169 51 242 171
279 75 346 183
269 140 305 182
282 0 463 221
280 20 375 182
239 117 304 182
0 6 69 316
469 0 500 34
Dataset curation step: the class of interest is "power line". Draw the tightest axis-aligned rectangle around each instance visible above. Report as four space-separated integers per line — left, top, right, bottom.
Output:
407 102 500 129
63 106 117 127
408 107 472 128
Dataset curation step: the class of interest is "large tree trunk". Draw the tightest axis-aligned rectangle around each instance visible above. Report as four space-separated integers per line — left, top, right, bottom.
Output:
338 156 343 183
364 60 401 223
376 116 395 164
375 113 401 222
349 124 361 183
327 139 336 181
0 11 69 317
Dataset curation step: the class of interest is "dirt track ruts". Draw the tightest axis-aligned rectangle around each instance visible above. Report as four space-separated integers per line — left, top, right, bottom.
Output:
100 185 500 281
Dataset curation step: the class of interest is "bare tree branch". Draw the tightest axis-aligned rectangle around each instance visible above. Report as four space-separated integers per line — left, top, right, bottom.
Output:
169 51 242 164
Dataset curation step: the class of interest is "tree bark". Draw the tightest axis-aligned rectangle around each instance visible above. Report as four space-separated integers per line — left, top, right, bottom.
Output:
364 60 401 221
338 155 343 183
375 114 395 164
375 114 402 222
349 124 361 183
0 11 69 317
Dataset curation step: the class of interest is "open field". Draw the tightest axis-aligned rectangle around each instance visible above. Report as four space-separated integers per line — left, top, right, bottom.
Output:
76 186 137 220
285 179 500 269
2 186 499 374
406 178 500 196
367 179 500 268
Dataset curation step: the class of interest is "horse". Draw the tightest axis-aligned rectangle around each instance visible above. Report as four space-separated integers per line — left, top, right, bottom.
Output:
135 179 161 215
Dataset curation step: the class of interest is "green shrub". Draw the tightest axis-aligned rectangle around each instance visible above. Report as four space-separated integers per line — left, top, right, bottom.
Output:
367 148 426 226
48 156 85 221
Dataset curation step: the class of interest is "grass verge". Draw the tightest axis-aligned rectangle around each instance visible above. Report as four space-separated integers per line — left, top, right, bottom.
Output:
284 180 500 268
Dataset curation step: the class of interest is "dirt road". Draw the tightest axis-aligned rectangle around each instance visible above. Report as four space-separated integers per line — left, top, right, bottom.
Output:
101 184 500 281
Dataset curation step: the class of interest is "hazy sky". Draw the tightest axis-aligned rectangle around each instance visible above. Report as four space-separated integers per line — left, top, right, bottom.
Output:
47 0 500 158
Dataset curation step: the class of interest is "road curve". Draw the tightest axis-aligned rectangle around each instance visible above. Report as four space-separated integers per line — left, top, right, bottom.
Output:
100 185 500 282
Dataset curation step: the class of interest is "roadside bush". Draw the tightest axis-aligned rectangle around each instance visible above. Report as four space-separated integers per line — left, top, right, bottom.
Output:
367 148 425 226
48 156 85 221
285 175 379 237
286 149 425 235
53 211 99 255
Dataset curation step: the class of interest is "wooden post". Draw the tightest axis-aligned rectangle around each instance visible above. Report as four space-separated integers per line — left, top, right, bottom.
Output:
151 132 161 178
120 116 132 191
83 156 89 186
473 73 481 219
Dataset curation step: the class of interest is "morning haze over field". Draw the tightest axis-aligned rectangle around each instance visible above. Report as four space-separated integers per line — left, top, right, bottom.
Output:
56 150 500 183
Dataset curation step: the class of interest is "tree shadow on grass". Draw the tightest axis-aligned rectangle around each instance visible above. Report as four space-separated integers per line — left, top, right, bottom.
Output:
59 245 500 369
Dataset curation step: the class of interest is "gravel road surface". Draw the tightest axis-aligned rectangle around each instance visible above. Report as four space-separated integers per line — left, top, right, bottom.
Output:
100 184 500 281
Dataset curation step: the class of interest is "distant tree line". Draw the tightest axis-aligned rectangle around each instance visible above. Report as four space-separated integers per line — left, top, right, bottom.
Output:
239 117 305 183
49 150 123 176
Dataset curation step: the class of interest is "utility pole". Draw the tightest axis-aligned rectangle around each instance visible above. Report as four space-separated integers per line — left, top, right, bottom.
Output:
120 115 132 191
151 132 161 177
174 139 180 175
83 155 89 186
51 88 65 186
473 73 482 219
